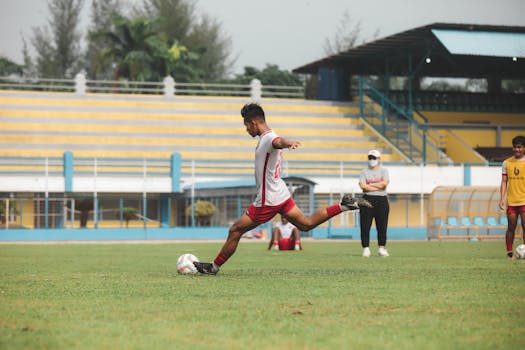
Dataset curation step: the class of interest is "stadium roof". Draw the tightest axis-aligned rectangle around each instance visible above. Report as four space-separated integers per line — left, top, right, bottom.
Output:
293 23 525 79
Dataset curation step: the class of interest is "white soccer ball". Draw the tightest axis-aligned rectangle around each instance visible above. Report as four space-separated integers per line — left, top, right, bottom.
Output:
177 253 199 274
515 244 525 259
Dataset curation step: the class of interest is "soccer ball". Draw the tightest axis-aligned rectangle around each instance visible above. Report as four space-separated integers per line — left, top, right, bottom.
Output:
177 253 199 274
515 244 525 259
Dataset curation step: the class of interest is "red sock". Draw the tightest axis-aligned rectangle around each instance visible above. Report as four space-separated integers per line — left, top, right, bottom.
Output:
213 253 229 267
326 204 342 217
506 239 513 253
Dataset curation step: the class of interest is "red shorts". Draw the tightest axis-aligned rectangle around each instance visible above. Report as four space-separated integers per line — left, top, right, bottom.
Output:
507 205 525 215
278 238 294 251
245 197 296 224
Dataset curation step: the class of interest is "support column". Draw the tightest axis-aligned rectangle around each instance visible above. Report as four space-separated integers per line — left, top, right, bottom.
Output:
63 151 73 193
171 153 181 193
463 165 471 186
159 195 171 227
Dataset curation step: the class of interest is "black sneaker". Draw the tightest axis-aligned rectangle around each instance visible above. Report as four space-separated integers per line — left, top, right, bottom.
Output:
193 261 218 275
340 195 373 211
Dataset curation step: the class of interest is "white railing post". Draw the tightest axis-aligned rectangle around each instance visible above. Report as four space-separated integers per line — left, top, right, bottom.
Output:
163 76 175 98
250 79 262 102
75 72 86 96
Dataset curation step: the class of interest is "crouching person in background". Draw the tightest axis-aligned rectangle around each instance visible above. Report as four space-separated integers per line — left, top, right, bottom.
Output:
269 215 302 251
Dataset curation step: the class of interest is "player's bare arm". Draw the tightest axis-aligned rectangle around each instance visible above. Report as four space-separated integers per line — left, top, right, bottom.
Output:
272 137 301 150
499 174 508 210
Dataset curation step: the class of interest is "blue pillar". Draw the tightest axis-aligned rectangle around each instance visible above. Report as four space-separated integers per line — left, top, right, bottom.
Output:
171 153 181 193
463 165 471 186
160 195 170 227
63 151 73 192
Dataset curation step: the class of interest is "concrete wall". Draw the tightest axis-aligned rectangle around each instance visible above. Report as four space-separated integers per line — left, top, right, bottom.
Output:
0 226 427 242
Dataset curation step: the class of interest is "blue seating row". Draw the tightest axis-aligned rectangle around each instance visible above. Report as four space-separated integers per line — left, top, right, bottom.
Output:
444 215 507 227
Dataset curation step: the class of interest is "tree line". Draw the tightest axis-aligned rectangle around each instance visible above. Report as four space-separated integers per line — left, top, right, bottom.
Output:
0 0 305 87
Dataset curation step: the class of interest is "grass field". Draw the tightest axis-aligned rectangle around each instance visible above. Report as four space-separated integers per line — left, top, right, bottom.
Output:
0 240 524 350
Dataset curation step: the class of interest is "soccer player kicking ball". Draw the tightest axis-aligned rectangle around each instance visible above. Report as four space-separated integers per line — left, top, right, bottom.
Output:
193 103 372 275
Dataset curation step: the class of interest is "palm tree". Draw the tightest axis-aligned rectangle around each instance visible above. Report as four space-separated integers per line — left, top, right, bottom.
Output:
89 14 168 81
137 0 233 82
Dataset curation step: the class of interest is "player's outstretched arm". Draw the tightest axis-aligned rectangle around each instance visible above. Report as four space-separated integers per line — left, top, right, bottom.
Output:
273 137 301 150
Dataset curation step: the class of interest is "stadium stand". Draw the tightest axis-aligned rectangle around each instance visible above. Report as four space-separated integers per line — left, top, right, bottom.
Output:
474 147 513 163
390 91 525 113
0 90 402 177
294 23 525 165
413 110 525 163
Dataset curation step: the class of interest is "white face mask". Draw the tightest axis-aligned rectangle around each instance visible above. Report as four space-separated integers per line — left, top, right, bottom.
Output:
368 159 379 168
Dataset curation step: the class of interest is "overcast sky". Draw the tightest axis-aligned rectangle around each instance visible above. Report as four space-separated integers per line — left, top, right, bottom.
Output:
1 0 524 76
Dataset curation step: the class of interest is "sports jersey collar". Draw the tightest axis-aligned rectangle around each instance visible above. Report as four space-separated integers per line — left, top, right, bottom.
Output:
260 129 272 137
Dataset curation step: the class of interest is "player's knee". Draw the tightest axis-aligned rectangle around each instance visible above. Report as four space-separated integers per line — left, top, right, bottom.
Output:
295 223 312 231
227 224 245 240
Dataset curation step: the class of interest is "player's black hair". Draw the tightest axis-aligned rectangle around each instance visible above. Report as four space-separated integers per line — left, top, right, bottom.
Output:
241 103 265 121
512 135 525 146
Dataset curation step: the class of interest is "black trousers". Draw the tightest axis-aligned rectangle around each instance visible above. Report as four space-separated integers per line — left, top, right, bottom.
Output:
359 195 389 247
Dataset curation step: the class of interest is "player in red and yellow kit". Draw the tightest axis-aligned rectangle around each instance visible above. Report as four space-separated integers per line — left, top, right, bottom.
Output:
499 135 525 259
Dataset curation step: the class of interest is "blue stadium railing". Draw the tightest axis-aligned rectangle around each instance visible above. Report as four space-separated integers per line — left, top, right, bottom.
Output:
358 78 448 165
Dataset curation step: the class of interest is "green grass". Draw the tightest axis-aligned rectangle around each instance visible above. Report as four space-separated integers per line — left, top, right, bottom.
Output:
0 240 524 350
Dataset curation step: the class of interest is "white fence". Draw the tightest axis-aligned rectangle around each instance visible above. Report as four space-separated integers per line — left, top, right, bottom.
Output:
0 74 304 99
0 156 502 195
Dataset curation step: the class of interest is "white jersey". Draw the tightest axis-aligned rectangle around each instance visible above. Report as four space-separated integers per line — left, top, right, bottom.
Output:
274 221 296 239
253 129 291 207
